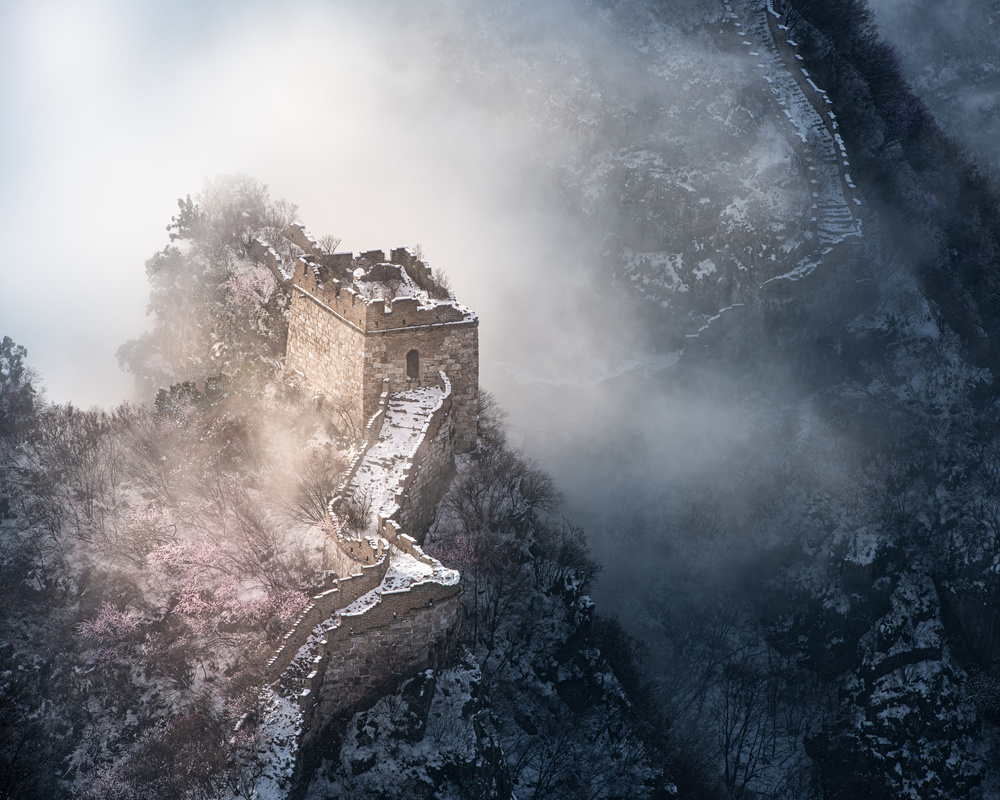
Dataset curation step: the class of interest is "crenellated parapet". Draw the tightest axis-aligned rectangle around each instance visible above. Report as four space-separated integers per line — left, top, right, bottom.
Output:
253 223 476 794
289 253 475 334
283 226 479 451
263 536 390 687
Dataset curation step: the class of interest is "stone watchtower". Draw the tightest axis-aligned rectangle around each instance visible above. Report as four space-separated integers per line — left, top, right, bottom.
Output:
281 226 479 452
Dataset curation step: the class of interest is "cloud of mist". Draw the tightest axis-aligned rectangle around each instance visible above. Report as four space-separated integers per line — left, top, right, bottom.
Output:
0 0 740 406
0 0 809 616
866 0 1000 166
867 0 980 47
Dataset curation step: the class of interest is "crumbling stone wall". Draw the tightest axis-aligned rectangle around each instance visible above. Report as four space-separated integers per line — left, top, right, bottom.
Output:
392 390 458 540
301 587 461 732
268 370 463 710
272 231 473 788
764 0 860 214
324 381 390 527
264 535 389 684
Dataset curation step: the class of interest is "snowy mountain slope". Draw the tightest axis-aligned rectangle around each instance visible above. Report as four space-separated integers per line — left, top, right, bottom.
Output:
422 0 867 381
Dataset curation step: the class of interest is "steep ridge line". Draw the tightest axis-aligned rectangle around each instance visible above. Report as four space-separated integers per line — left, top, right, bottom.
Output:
729 0 863 296
260 371 460 712
684 0 863 351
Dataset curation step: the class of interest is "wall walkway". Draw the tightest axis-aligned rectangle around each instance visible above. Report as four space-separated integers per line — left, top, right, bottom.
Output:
260 370 462 745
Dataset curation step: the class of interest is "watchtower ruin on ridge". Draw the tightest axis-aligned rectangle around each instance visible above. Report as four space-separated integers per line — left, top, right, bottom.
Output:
281 225 479 452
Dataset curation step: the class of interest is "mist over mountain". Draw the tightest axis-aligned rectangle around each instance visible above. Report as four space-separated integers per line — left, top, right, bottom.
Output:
4 0 1000 798
867 0 1000 167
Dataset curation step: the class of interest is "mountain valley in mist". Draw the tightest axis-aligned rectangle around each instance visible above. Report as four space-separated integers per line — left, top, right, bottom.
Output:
4 0 1000 798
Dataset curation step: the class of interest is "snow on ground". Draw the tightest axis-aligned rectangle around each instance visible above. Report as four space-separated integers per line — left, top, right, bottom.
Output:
251 690 303 800
340 553 459 618
254 381 461 797
384 550 459 589
729 0 862 289
346 386 447 528
340 586 382 616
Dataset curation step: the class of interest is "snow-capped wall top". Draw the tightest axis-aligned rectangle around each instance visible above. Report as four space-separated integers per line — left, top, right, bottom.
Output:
284 227 476 332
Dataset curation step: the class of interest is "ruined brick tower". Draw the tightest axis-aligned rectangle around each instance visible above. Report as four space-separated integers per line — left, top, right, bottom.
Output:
281 225 479 452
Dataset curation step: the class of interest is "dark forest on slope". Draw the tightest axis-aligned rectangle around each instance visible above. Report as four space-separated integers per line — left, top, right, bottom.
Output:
5 0 1000 798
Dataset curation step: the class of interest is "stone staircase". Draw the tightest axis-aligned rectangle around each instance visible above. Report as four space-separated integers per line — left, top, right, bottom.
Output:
341 385 448 528
728 0 862 293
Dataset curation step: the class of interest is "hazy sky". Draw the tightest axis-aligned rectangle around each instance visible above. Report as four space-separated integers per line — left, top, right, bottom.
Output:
0 0 600 407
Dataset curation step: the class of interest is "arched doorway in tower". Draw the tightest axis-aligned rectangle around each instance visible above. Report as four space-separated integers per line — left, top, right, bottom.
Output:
406 349 420 382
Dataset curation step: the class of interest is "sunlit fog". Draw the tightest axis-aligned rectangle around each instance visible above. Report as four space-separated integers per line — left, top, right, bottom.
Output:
1 0 645 407
0 0 771 588
5 0 1000 796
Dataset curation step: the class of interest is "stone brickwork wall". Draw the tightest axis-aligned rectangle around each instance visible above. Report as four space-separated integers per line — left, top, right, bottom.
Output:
391 388 457 540
283 223 323 255
282 237 478 450
264 535 389 684
363 323 478 453
325 381 390 520
285 289 367 435
269 228 471 790
263 370 457 692
266 365 464 714
764 0 861 215
300 586 460 725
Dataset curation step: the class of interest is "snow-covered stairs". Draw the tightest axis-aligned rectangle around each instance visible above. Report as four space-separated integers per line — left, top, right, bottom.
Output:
728 0 862 290
342 385 448 529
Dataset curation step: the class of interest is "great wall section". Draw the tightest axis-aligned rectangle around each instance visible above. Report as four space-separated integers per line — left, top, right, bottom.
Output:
238 10 873 788
245 227 478 797
682 0 866 355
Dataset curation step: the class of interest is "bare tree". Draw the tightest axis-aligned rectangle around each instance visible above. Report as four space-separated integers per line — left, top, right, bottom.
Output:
430 268 453 300
197 175 298 261
383 274 404 300
288 450 346 525
340 489 374 535
329 393 363 441
317 233 342 254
